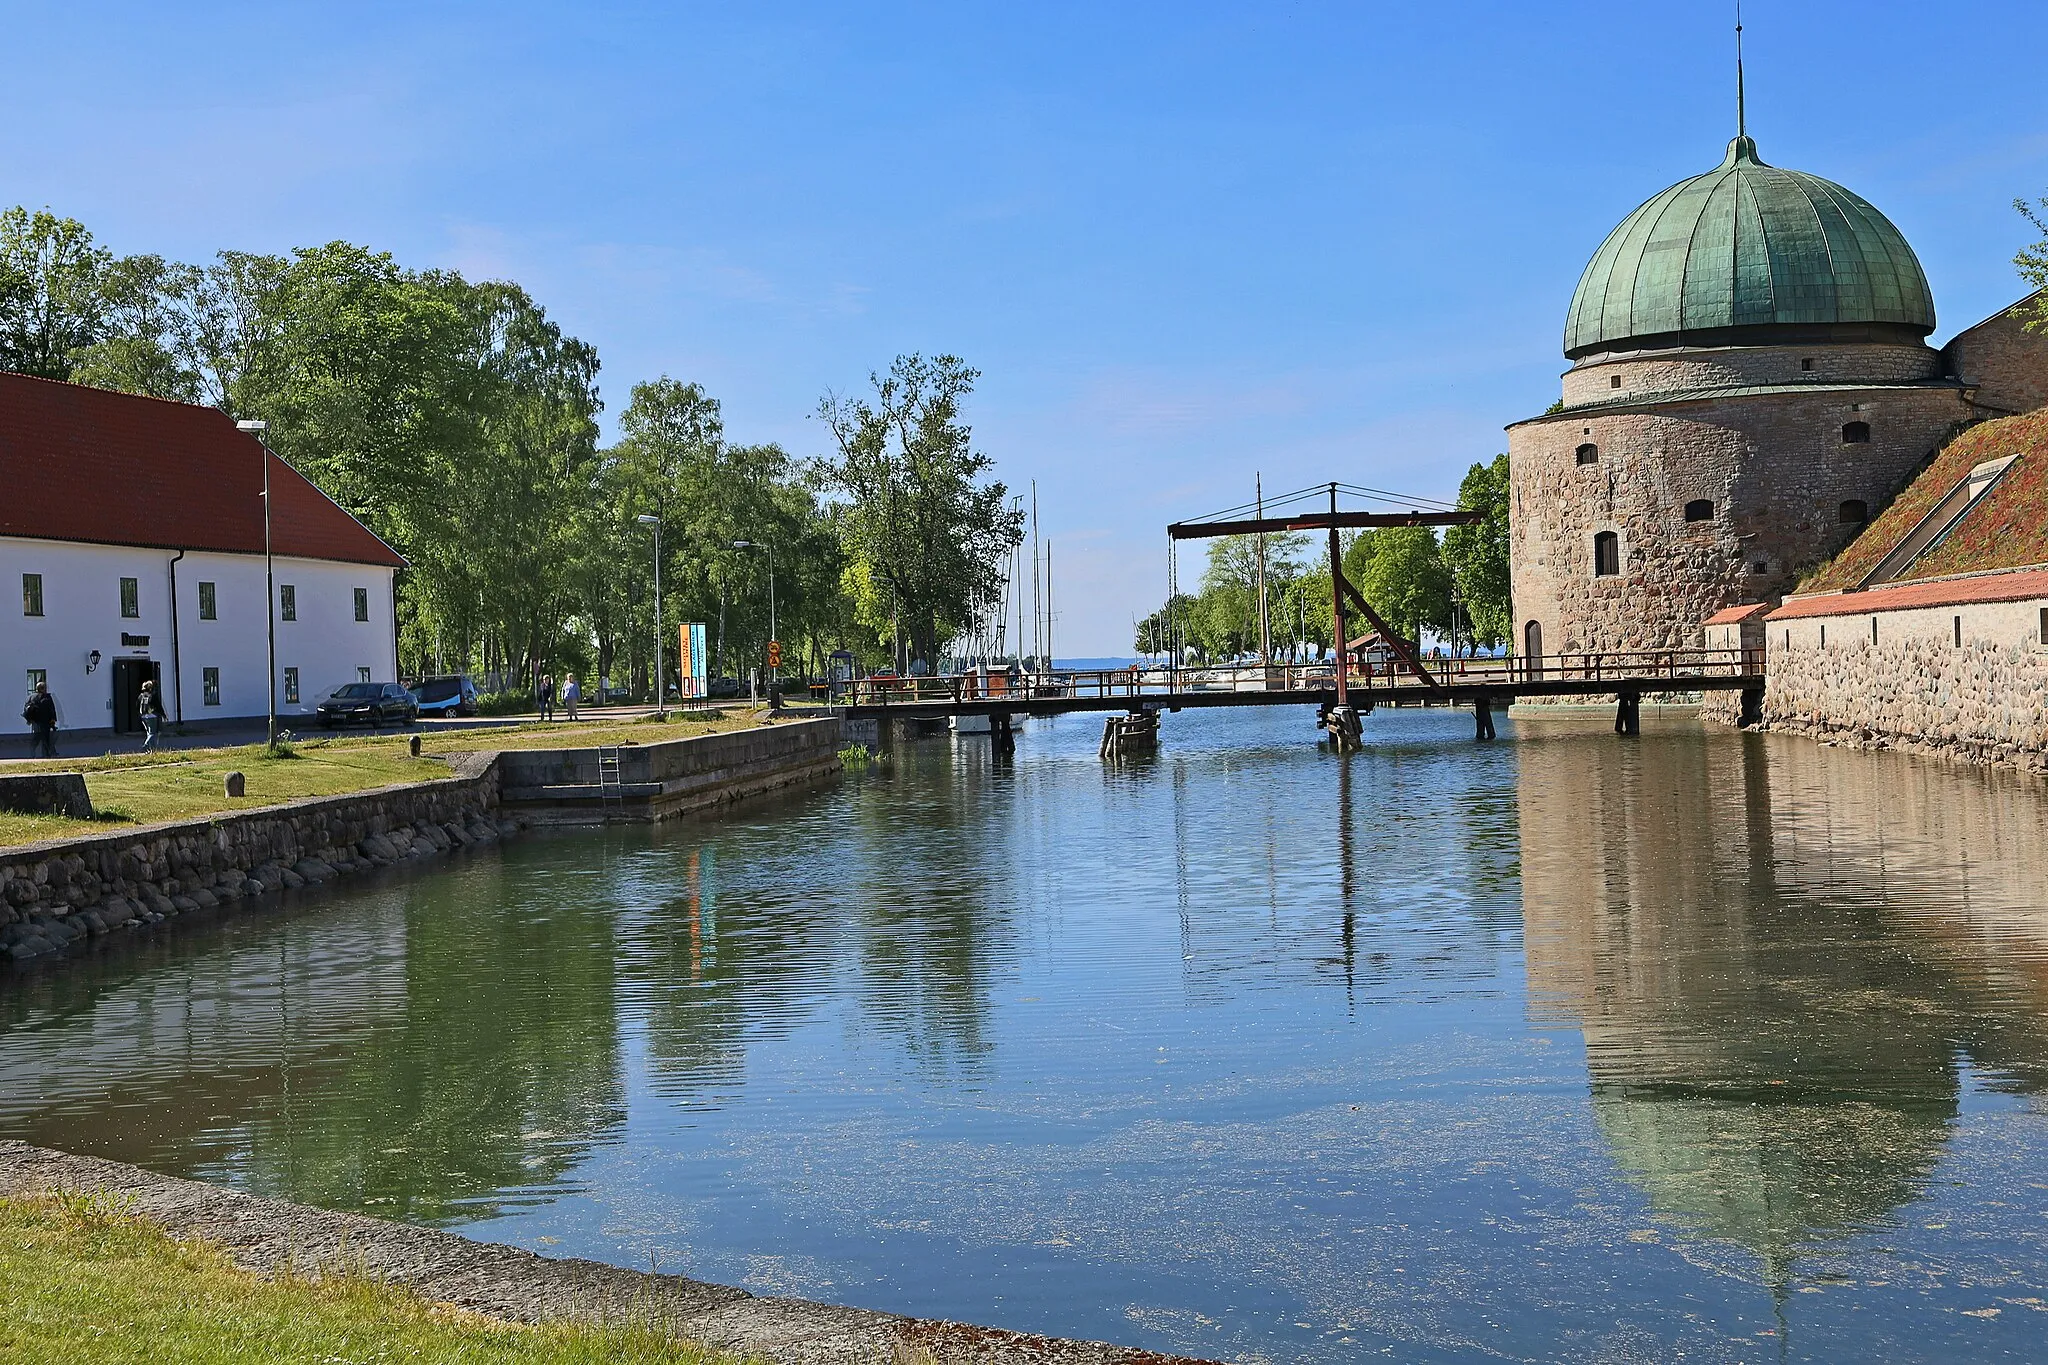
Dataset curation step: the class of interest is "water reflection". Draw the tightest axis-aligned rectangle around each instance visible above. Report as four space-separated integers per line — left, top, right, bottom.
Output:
1 710 2045 1360
1519 718 2048 1275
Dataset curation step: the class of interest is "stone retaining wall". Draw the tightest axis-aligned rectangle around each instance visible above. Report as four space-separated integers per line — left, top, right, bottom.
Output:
1754 597 2048 772
0 753 513 964
498 717 842 823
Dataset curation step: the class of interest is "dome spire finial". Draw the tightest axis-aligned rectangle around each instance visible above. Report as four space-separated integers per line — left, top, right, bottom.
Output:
1735 0 1747 139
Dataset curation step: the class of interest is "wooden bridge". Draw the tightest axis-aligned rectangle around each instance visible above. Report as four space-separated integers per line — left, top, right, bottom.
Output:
812 481 1765 751
818 648 1765 744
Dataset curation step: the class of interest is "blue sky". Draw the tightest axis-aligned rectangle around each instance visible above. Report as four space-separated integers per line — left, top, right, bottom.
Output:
7 1 2048 653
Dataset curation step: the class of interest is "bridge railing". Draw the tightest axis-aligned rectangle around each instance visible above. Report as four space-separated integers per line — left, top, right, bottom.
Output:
832 648 1759 707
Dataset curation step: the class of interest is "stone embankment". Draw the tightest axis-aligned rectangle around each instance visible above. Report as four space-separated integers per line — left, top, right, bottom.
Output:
0 753 512 964
0 1142 1212 1365
0 719 843 966
1754 633 2048 774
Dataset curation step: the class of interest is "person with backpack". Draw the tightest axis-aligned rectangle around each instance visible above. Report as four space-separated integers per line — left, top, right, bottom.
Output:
139 678 165 752
22 682 57 758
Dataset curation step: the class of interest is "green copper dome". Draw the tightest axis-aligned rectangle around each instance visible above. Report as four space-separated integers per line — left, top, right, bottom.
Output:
1563 136 1935 359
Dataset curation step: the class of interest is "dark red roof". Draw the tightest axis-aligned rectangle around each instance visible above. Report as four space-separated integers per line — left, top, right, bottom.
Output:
1769 567 2048 620
1702 602 1772 626
0 371 404 568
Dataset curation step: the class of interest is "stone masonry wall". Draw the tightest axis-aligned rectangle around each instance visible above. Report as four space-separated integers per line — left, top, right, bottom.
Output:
0 758 512 964
1944 298 2048 418
1757 596 2048 772
1510 384 1974 656
1560 341 1944 408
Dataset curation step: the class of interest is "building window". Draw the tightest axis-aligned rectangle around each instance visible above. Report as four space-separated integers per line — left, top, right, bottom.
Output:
198 581 217 620
1872 617 1879 645
1575 443 1598 465
26 668 46 694
354 587 369 622
1954 615 1963 647
1752 560 1769 575
202 667 221 706
21 574 43 617
279 584 296 621
119 577 139 618
1820 624 1826 647
1609 375 1622 389
358 666 372 683
284 667 300 705
1801 358 1814 372
2040 607 2047 646
1839 499 1869 524
1842 421 1871 444
1683 499 1714 522
1593 531 1620 577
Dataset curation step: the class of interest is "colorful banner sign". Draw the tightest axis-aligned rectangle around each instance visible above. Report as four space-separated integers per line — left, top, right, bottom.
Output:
679 622 709 698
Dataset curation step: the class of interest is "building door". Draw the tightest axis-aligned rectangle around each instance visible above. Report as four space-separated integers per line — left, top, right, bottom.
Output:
1524 620 1544 678
111 659 161 734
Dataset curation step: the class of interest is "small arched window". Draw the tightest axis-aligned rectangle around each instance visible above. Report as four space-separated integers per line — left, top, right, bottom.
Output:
1575 443 1598 466
1593 530 1620 577
1839 499 1869 524
1841 421 1871 444
1683 499 1714 522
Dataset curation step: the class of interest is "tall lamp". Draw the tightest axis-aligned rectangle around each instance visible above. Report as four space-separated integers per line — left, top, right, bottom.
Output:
235 419 277 748
637 514 664 720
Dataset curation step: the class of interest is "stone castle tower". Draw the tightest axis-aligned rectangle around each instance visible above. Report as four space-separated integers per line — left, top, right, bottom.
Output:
1506 133 2048 658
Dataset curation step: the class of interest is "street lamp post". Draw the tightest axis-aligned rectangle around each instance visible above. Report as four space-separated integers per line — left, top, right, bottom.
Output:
732 540 776 692
236 419 277 748
637 514 664 720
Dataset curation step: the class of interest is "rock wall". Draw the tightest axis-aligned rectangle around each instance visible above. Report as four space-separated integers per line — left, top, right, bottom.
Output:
497 717 842 823
1510 384 1972 657
1756 598 2048 772
0 758 511 963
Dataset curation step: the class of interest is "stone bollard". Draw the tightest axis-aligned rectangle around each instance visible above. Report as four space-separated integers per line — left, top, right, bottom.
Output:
409 734 421 757
224 772 246 798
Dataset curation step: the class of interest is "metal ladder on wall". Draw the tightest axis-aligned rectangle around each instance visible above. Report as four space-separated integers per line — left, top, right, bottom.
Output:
596 744 624 808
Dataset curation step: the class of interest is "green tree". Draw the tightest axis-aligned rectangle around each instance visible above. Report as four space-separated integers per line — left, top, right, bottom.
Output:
0 207 130 380
1352 525 1452 647
1442 453 1512 649
818 354 1024 668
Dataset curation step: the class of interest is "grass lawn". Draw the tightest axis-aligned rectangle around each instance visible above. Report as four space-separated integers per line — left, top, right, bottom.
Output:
0 1193 733 1364
0 708 783 849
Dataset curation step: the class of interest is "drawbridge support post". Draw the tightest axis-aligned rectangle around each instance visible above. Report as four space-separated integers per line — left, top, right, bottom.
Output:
1473 693 1496 741
1615 690 1641 737
1100 709 1159 760
993 712 1016 755
1324 704 1363 752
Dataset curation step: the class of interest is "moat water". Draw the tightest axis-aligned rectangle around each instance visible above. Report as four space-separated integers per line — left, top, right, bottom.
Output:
4 708 2048 1363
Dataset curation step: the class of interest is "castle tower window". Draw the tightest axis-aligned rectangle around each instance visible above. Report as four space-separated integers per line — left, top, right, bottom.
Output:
1575 443 1598 465
1593 531 1620 577
1839 499 1869 524
1610 375 1622 389
1841 421 1871 444
1801 358 1814 372
1683 499 1714 522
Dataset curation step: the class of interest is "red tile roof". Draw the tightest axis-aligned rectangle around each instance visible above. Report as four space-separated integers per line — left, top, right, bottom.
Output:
1702 603 1772 626
0 371 404 568
1769 567 2048 621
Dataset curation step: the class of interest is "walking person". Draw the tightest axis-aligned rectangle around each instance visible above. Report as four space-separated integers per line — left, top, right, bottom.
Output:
562 674 581 722
139 678 165 752
22 681 57 758
537 673 555 721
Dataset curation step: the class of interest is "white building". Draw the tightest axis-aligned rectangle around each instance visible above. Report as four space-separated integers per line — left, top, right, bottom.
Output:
1 372 403 739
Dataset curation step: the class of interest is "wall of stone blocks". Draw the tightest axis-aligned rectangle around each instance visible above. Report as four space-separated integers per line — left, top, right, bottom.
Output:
1944 300 2048 417
1559 342 1945 408
1758 596 2048 770
1510 385 1976 657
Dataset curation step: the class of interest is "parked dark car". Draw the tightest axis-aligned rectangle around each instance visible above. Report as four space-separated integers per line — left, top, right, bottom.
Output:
317 682 418 729
411 674 480 717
